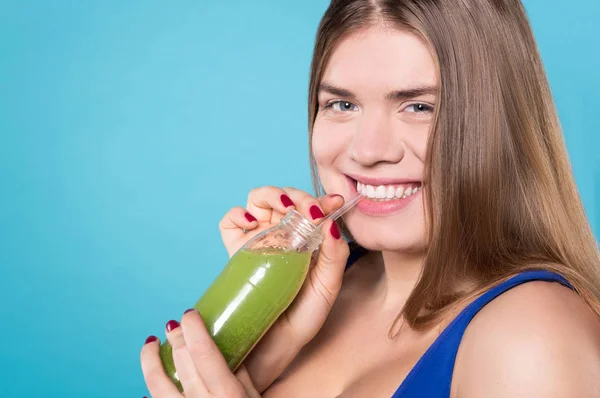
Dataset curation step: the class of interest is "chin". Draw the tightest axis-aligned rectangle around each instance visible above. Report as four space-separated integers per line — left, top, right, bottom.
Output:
343 211 428 253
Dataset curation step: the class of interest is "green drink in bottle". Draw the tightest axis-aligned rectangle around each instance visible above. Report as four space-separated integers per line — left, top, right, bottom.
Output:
159 209 326 391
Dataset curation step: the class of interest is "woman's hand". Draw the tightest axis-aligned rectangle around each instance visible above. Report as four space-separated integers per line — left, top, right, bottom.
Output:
141 309 261 397
219 186 351 391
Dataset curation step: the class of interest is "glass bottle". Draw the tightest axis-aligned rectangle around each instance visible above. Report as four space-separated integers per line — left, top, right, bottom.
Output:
159 210 324 391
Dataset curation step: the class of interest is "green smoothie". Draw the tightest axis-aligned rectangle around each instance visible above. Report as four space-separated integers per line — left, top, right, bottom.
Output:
159 248 311 390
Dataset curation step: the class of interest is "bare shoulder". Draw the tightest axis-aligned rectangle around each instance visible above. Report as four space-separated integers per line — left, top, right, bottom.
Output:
452 278 600 397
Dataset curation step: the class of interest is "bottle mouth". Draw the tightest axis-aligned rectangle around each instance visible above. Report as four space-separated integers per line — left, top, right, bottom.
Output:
281 210 324 251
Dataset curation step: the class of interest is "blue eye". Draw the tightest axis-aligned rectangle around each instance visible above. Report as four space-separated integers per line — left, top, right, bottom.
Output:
405 103 433 113
326 100 358 112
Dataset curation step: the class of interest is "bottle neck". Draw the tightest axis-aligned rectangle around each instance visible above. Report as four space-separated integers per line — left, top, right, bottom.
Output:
280 210 324 252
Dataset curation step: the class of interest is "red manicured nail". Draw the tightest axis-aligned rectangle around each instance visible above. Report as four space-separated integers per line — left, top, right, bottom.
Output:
245 212 257 223
310 205 324 220
184 308 196 314
166 320 180 332
330 222 341 240
145 335 157 344
281 194 294 207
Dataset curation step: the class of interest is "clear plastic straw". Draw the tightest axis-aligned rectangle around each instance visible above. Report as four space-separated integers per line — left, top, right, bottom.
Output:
316 192 364 226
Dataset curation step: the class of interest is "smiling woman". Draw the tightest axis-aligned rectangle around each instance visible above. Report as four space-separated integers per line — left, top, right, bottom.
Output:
140 0 600 397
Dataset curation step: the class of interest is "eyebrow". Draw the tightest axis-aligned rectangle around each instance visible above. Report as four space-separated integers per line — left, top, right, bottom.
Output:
318 82 438 102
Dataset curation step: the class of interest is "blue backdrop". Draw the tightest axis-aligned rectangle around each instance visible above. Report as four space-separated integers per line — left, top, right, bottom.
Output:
0 1 598 396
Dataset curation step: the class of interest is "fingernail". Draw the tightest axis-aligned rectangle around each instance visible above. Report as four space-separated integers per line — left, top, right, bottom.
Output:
145 335 158 344
166 320 180 332
280 194 294 207
328 193 343 198
330 222 341 240
310 205 324 220
184 308 196 314
245 212 257 223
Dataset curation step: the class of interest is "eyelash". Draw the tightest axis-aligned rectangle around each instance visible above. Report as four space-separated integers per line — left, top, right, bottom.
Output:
323 100 434 114
323 100 358 112
405 103 434 113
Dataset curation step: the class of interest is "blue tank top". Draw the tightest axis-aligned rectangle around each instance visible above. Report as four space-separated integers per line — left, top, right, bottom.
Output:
344 244 573 398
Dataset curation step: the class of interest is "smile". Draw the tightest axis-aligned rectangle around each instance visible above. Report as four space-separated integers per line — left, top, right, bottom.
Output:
345 175 423 216
356 181 422 201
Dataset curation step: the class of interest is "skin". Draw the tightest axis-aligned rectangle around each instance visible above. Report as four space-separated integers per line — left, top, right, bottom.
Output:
140 26 600 397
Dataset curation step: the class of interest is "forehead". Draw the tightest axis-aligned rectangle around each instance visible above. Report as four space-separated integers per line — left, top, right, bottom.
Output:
322 27 437 91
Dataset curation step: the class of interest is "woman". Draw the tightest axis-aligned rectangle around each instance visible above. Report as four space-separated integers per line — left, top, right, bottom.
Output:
141 0 600 396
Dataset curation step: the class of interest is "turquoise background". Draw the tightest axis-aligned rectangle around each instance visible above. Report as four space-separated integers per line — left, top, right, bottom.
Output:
0 1 598 396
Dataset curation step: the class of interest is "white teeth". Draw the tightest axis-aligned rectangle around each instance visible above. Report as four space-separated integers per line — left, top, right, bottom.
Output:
366 185 375 197
403 187 415 199
355 181 421 200
386 186 395 199
395 186 404 198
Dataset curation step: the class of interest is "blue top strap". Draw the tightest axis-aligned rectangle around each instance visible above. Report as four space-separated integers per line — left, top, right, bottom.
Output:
393 269 573 397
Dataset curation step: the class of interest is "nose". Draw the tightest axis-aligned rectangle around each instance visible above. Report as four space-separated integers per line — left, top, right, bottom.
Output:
346 111 405 166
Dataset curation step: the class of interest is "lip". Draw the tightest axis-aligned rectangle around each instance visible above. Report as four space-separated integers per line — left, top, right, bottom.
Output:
346 173 421 186
345 175 422 217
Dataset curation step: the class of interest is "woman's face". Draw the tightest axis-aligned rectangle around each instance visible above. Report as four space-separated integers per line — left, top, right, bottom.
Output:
312 26 437 253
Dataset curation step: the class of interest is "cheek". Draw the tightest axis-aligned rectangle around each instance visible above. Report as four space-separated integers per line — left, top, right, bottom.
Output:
403 124 430 162
311 122 349 166
311 122 351 195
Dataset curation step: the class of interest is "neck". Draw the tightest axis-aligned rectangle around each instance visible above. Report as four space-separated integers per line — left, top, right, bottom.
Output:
372 250 425 311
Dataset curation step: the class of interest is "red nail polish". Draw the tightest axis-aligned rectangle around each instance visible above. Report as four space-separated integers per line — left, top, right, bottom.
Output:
184 308 196 314
310 205 324 220
330 222 341 240
281 194 294 207
166 320 180 332
245 212 257 223
145 335 157 344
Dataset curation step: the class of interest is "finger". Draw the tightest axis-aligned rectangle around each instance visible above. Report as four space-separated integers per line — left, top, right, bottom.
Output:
165 319 209 397
309 219 350 311
219 207 259 256
219 206 259 234
281 188 343 223
182 309 245 396
246 186 296 224
140 335 183 398
317 193 346 215
285 218 350 342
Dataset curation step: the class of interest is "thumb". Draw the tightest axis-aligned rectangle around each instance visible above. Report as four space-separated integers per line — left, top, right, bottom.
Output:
309 219 350 311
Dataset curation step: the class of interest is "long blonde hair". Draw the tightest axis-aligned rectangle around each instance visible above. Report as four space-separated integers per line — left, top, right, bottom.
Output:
308 0 600 332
